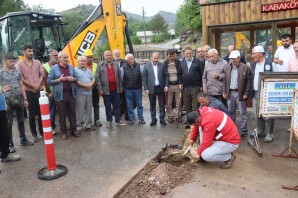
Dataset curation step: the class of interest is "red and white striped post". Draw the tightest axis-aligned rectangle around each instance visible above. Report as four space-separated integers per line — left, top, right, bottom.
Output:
37 91 68 180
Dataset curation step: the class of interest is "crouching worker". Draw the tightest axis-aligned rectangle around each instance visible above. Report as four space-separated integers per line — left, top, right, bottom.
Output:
187 107 240 169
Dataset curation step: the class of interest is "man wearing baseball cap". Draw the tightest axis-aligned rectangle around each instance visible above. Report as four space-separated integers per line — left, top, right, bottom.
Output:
223 50 251 137
251 46 274 142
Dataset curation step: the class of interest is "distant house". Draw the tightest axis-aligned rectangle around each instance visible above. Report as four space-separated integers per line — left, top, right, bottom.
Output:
136 29 176 43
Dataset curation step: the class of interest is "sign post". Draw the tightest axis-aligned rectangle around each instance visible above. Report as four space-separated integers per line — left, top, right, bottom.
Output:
248 72 298 157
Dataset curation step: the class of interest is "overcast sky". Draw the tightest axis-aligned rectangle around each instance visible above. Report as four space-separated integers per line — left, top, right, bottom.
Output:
23 0 185 16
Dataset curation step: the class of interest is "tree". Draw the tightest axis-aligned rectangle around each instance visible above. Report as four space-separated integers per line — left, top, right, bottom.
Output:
0 0 28 17
30 4 55 13
62 11 85 40
149 14 168 35
127 18 150 36
130 35 142 45
175 0 202 35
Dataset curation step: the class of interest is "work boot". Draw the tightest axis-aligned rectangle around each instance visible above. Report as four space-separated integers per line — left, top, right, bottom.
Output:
264 119 274 143
256 119 266 137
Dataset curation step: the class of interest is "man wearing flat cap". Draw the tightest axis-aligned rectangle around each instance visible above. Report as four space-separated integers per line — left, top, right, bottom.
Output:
223 50 251 137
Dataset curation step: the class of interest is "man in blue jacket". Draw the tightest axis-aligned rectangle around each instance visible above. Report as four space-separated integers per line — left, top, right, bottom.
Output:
48 51 80 140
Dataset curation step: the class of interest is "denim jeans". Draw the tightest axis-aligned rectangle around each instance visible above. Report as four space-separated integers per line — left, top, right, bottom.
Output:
26 91 43 137
103 91 121 123
125 88 144 121
6 97 27 145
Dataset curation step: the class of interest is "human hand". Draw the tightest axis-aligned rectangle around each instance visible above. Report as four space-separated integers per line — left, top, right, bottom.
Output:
278 59 283 65
164 87 168 92
189 139 195 145
243 95 248 100
98 90 104 96
24 100 29 108
2 85 11 92
59 74 67 82
223 94 227 99
66 76 74 82
213 73 219 79
179 84 183 90
145 90 149 95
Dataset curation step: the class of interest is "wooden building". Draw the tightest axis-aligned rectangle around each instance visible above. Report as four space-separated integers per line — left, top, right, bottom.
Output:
199 0 298 62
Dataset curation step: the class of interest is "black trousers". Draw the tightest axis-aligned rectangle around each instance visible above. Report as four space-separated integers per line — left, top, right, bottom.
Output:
0 110 10 159
27 91 43 137
56 92 76 134
92 88 100 122
149 86 165 120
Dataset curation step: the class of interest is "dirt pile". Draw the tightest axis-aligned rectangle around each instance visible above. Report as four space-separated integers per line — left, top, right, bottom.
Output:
114 145 196 198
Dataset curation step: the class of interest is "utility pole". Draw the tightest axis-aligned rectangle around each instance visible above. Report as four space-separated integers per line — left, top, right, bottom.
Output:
142 6 147 46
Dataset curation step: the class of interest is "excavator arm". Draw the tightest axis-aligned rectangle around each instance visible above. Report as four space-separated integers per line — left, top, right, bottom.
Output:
235 32 250 50
63 0 133 66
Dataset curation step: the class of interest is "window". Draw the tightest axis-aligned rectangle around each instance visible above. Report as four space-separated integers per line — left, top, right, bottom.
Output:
0 18 9 66
10 16 31 58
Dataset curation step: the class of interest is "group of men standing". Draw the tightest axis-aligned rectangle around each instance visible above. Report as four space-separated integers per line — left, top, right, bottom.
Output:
1 33 298 171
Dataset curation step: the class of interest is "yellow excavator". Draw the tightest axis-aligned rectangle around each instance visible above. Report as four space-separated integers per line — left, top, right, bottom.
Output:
0 0 133 66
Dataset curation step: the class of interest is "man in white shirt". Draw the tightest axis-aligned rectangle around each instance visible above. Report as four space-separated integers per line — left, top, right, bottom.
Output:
273 34 295 72
251 46 275 143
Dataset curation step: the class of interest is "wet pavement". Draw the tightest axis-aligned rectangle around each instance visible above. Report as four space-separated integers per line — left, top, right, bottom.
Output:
1 109 298 197
0 109 183 198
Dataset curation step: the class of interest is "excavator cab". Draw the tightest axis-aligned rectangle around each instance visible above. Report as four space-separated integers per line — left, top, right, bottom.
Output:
0 11 66 65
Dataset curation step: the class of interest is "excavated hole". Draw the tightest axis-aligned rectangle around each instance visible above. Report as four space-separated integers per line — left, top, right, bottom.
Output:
114 145 196 198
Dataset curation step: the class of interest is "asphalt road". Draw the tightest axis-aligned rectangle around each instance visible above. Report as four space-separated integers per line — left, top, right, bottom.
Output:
1 109 297 198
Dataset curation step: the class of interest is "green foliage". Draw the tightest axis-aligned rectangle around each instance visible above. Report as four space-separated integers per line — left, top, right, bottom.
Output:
151 32 171 43
94 43 110 57
149 14 168 35
61 11 85 40
0 0 27 17
127 17 150 37
30 4 55 13
130 35 142 45
175 0 202 35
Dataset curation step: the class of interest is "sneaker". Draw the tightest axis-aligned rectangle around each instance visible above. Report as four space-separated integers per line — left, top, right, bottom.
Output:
32 136 39 143
1 153 21 162
106 121 112 128
9 146 16 153
95 120 103 126
20 139 34 146
220 153 236 169
128 120 134 125
116 121 126 126
138 119 146 124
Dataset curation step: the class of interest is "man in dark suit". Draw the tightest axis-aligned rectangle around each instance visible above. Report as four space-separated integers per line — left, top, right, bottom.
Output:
143 52 168 126
180 46 204 128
